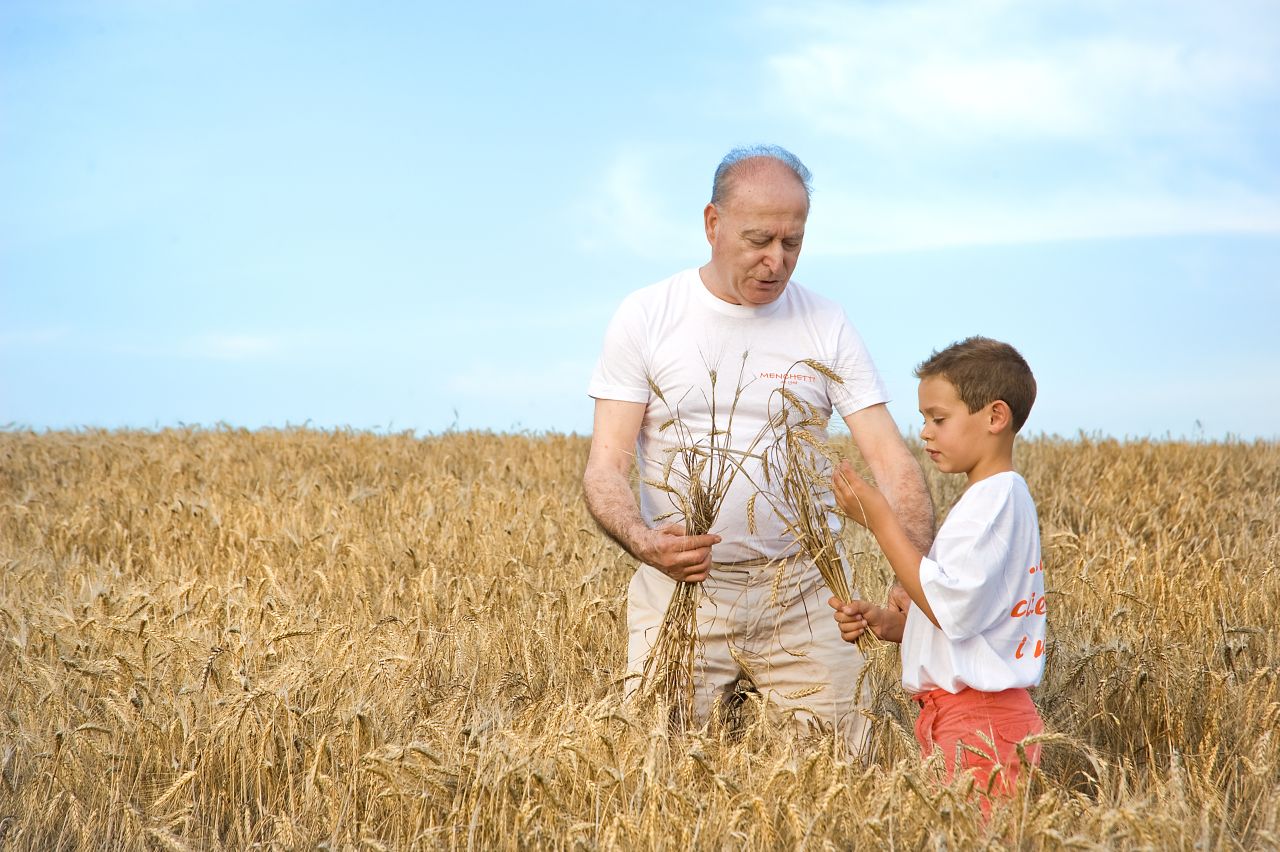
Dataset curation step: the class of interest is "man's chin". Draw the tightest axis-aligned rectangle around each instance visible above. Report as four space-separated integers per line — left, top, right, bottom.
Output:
740 279 787 305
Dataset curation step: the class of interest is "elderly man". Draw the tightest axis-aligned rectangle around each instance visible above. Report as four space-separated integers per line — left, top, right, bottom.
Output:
583 145 934 749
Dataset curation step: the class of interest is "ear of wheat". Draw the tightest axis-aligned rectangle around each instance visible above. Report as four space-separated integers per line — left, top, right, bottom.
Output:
759 360 875 651
637 356 873 728
637 356 772 731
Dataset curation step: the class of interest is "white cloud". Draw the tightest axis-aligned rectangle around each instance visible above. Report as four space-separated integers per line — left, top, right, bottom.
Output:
573 148 706 260
808 185 1280 255
756 0 1280 250
765 0 1279 146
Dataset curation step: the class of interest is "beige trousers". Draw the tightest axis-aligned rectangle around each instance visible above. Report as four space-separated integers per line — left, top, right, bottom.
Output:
626 556 872 753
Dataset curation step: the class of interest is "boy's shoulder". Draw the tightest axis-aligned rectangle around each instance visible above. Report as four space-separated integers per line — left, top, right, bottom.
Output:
971 470 1031 497
933 473 1039 568
948 471 1036 525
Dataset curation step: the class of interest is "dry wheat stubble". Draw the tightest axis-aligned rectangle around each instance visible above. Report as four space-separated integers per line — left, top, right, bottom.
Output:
0 429 1276 849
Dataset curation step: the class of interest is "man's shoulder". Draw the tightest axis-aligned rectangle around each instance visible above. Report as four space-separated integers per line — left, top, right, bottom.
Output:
611 269 696 314
634 268 697 298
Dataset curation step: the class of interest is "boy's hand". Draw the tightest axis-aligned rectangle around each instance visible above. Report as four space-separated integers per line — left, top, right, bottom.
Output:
828 595 906 644
832 460 888 529
828 596 874 644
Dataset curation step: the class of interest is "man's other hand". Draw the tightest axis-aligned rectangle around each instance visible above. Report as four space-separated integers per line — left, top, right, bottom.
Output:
887 582 912 614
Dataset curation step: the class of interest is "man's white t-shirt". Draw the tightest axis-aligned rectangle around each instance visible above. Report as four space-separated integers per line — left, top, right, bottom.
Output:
588 268 889 563
901 471 1046 694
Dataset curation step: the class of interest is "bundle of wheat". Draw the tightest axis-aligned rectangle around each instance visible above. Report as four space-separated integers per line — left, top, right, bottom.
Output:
759 360 873 650
637 366 752 730
636 354 815 729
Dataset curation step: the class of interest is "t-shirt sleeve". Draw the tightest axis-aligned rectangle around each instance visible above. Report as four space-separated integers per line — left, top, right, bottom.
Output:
827 315 890 418
587 295 651 403
918 489 1017 641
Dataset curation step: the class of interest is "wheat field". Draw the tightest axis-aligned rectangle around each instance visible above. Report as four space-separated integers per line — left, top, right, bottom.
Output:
0 429 1276 850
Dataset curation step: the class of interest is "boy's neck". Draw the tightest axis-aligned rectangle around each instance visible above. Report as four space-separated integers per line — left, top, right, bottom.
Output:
964 440 1017 486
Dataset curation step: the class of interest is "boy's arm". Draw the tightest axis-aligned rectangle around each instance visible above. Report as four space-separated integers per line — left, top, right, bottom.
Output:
833 461 943 630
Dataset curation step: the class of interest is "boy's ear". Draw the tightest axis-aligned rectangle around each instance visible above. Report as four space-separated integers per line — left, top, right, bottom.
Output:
989 400 1013 434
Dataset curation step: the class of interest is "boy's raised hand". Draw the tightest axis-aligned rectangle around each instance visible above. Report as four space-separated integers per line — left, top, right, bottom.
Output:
832 460 888 529
828 595 906 644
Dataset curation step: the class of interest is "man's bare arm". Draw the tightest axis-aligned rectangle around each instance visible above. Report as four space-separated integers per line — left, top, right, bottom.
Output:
844 403 935 611
844 403 935 552
583 399 720 582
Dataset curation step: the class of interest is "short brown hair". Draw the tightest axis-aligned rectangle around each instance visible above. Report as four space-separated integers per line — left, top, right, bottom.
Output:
915 337 1037 432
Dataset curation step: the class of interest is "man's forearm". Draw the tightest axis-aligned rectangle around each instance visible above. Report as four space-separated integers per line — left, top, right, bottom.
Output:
873 450 935 554
582 465 651 561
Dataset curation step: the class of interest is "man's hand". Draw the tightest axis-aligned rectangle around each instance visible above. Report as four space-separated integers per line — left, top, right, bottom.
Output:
585 400 723 581
887 582 912 614
828 596 906 644
639 524 721 583
832 460 889 529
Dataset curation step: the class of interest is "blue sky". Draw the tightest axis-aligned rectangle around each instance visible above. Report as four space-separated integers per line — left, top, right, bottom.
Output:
3 0 1278 439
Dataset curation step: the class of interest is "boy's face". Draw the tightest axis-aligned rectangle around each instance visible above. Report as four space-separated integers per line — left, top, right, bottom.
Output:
917 376 995 478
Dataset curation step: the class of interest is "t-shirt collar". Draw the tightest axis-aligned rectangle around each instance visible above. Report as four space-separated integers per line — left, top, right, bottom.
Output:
690 269 788 318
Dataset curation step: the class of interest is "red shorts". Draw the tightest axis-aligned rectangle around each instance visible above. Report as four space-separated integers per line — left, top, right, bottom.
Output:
914 687 1043 799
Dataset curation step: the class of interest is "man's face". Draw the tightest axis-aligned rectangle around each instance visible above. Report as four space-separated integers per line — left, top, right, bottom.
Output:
703 161 809 307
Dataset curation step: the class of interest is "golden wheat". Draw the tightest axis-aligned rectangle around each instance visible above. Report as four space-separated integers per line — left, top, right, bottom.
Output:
757 364 875 651
0 428 1276 849
638 361 763 731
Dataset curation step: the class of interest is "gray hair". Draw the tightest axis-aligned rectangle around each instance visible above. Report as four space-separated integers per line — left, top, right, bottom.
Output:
710 145 813 205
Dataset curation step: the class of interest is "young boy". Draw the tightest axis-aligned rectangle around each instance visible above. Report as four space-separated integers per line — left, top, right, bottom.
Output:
829 336 1045 800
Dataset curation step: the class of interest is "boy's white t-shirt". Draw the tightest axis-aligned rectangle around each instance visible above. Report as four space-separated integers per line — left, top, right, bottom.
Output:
588 269 889 563
901 471 1046 694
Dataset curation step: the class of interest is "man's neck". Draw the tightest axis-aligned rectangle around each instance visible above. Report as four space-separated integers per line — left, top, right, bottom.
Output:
697 263 735 304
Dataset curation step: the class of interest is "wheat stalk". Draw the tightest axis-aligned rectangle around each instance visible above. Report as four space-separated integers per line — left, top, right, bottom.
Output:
758 360 875 650
1 426 1278 847
636 354 777 731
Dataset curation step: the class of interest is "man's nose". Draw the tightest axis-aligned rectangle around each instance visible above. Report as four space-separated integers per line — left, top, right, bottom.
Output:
762 242 784 271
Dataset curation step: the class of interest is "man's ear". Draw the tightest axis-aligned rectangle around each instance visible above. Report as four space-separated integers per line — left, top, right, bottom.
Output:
703 203 719 245
989 400 1013 434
